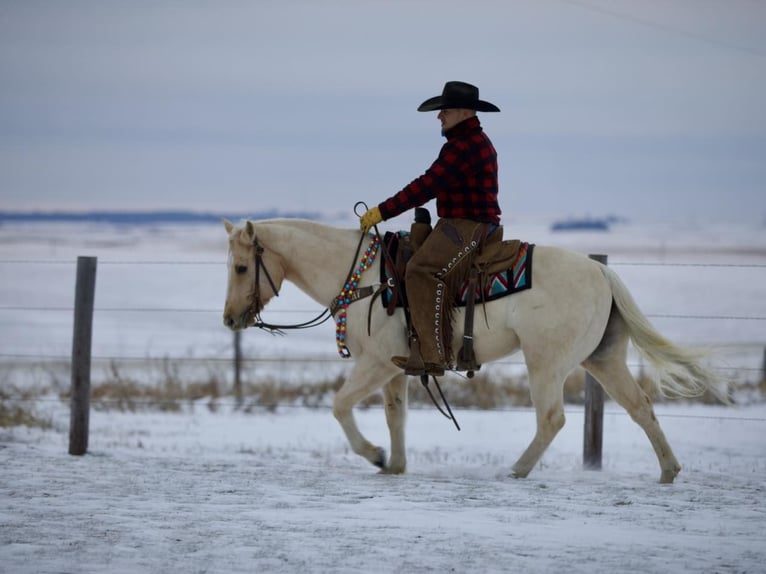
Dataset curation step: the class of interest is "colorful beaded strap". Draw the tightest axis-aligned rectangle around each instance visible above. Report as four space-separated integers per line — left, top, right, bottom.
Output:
334 233 381 358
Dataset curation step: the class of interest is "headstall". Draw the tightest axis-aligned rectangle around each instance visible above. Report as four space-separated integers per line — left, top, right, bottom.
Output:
247 237 332 334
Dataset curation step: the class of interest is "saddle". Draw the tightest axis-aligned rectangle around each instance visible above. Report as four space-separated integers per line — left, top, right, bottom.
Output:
379 208 534 375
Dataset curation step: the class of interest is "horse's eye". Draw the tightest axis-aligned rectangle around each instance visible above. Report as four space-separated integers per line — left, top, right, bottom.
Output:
235 265 248 275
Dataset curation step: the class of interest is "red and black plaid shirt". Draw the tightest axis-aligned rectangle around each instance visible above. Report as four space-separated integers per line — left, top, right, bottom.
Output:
378 116 500 224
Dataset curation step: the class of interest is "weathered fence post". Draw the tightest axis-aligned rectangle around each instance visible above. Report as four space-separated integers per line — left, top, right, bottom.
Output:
233 330 243 408
761 346 766 384
69 256 97 455
583 253 607 470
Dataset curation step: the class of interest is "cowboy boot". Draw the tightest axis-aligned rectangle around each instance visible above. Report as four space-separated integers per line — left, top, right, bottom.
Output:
391 336 445 377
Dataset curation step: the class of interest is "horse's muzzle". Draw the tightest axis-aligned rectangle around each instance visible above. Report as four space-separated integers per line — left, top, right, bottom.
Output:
223 309 250 331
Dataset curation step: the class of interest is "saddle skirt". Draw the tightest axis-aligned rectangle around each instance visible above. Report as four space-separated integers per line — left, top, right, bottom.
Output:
380 230 534 309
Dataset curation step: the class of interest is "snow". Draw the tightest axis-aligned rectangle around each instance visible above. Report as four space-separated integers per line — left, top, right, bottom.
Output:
1 218 766 573
1 403 765 573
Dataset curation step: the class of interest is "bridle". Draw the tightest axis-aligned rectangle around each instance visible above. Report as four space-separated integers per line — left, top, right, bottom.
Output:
241 215 461 431
246 236 332 334
239 204 378 334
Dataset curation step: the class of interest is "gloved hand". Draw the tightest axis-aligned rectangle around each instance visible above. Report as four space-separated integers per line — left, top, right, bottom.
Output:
359 206 382 232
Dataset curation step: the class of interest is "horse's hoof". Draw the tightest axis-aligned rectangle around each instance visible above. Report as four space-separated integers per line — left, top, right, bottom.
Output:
659 471 678 484
659 463 681 484
379 462 406 475
372 447 386 469
511 466 529 479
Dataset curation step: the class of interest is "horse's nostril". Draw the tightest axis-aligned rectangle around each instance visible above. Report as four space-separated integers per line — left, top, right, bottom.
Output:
224 315 234 328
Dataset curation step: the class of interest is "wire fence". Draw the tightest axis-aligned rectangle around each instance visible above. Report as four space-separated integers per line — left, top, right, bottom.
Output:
5 393 766 423
1 257 764 406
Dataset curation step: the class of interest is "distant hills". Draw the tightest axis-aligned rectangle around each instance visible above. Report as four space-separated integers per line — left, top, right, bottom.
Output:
550 214 629 232
0 210 325 225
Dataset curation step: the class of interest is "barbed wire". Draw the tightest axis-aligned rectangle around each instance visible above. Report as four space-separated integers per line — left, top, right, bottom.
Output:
0 260 223 265
1 305 764 322
0 352 761 374
612 262 766 269
1 259 766 268
1 259 763 377
553 0 766 59
3 394 765 423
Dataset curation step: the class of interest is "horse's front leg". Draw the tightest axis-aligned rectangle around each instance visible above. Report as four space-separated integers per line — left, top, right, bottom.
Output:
332 361 395 470
381 373 408 474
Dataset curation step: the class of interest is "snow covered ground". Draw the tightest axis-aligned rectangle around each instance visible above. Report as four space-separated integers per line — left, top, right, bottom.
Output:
1 217 765 573
1 402 765 573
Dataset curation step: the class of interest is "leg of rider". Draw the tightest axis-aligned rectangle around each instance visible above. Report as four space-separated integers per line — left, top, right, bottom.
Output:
404 245 445 370
396 219 486 373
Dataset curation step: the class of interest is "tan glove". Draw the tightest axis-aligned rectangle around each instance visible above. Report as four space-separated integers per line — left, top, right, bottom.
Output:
359 206 382 232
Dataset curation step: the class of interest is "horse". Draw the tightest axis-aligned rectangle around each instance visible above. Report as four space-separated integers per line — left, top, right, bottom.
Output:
222 217 727 483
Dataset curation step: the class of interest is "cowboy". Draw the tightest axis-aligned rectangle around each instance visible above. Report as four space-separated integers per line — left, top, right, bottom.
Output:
360 81 502 376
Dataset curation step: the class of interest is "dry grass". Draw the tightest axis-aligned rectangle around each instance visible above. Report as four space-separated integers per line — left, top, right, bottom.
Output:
65 360 223 413
0 387 52 429
0 356 761 426
0 403 51 428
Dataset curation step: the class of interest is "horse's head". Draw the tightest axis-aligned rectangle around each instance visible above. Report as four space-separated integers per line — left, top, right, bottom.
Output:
222 219 285 330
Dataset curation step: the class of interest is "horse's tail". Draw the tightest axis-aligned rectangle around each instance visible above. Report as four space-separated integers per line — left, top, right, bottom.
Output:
599 264 730 404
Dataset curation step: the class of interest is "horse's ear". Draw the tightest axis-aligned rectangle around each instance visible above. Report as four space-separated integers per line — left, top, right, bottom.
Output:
223 218 234 234
245 221 255 239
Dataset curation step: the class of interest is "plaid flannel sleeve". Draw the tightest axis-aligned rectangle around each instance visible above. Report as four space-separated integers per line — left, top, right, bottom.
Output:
378 142 460 220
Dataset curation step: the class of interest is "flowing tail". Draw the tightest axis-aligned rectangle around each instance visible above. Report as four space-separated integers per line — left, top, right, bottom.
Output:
599 265 730 404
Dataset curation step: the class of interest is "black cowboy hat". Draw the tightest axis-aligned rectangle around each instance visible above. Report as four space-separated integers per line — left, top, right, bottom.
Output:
417 81 500 112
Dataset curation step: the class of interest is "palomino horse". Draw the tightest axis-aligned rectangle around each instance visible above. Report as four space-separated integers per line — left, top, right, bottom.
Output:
222 218 726 483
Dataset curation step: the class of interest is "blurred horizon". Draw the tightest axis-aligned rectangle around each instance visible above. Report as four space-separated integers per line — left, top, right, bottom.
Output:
1 1 764 225
2 206 765 232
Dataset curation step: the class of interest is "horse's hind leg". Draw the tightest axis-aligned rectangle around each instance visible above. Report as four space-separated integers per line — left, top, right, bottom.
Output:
381 373 408 474
582 353 682 484
511 362 567 479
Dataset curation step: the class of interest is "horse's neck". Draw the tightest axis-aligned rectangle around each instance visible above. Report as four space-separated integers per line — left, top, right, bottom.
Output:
261 220 363 306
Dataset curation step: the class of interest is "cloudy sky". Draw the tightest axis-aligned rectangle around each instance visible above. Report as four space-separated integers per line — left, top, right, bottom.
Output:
1 0 764 224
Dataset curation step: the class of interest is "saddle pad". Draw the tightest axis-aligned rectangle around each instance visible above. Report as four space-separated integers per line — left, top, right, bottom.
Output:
380 231 534 308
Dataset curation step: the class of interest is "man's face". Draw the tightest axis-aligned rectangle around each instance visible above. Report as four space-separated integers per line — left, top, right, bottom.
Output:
438 108 472 134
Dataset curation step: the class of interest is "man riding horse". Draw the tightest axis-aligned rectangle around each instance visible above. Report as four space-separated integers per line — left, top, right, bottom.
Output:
360 81 502 377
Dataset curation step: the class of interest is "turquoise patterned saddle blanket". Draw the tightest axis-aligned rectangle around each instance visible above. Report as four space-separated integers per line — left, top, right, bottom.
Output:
380 231 534 308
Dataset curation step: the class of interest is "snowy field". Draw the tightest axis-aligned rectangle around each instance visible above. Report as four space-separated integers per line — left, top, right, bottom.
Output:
1 217 765 573
1 403 765 573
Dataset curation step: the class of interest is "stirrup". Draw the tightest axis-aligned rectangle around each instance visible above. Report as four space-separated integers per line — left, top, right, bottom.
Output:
391 355 445 377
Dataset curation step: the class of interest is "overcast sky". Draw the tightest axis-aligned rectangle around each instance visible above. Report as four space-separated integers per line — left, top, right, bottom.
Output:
1 0 764 224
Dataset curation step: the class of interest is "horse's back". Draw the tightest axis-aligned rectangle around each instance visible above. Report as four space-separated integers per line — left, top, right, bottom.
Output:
469 245 613 365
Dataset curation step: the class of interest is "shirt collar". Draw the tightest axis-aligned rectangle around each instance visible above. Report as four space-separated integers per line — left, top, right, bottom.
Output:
443 115 481 139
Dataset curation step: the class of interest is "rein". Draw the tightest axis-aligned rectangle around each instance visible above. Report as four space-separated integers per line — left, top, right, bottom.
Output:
247 226 374 336
420 375 461 431
249 237 333 334
246 212 460 432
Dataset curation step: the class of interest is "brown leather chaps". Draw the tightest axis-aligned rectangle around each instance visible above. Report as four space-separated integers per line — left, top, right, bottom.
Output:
404 218 498 366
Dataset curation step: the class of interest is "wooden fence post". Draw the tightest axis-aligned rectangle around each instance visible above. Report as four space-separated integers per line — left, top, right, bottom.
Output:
761 346 766 384
233 330 243 408
583 253 607 470
69 256 97 455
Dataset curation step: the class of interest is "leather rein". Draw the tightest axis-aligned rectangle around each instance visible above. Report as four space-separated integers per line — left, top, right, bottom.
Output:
247 231 369 335
246 217 461 431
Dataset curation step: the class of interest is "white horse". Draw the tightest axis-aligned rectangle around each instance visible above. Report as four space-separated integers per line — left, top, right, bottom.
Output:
222 218 726 483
